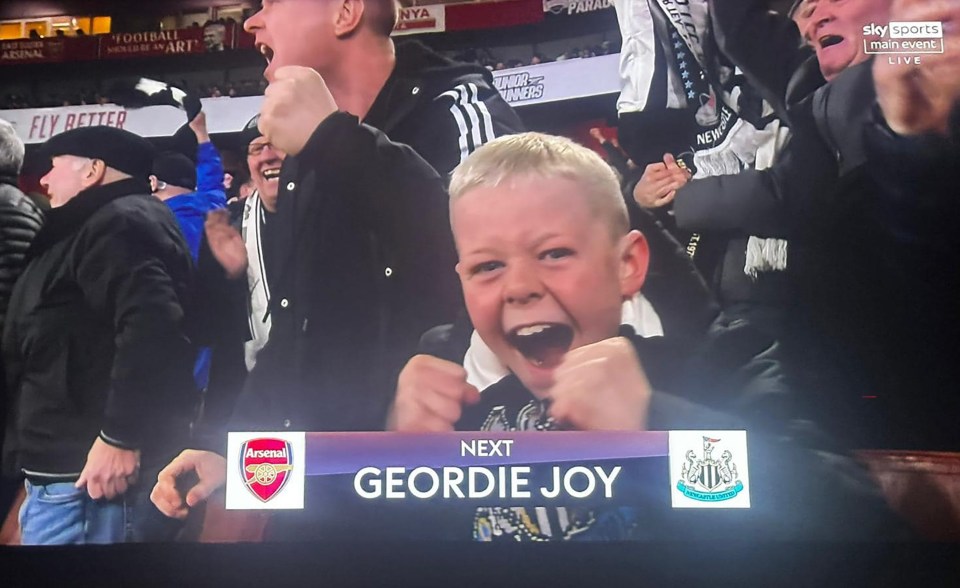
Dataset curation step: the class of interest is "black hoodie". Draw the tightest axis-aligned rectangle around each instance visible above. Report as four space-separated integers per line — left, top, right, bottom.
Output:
364 40 524 177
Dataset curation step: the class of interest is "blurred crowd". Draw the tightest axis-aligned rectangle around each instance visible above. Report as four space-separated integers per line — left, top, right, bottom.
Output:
2 40 618 109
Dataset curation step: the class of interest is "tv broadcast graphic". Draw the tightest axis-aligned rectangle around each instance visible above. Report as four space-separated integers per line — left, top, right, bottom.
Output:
0 0 958 585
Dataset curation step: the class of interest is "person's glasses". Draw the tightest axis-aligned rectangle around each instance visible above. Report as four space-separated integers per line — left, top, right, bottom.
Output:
247 141 273 156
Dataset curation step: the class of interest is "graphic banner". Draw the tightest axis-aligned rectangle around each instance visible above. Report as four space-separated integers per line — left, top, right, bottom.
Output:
491 53 620 106
2 55 621 144
224 430 750 510
543 0 614 16
99 29 207 59
393 5 446 36
0 36 98 65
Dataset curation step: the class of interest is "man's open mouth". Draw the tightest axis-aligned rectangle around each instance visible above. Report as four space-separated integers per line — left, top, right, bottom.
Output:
261 168 281 181
257 43 274 65
507 323 574 368
819 35 844 49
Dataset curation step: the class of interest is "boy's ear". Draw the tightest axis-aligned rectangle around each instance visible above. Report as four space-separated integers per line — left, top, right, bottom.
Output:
618 230 649 299
333 0 365 37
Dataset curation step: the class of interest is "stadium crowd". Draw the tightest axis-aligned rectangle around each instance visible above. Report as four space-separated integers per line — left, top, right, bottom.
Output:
1 0 959 547
1 41 616 109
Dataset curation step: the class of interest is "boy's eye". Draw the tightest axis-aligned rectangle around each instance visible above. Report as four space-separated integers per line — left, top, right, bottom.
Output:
471 261 504 275
539 248 574 261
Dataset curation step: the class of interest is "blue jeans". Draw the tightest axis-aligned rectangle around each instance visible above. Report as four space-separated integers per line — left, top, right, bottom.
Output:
19 479 183 545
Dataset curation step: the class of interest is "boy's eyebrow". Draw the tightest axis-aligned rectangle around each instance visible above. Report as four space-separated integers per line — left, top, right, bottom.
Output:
530 232 565 249
461 232 571 257
460 246 502 258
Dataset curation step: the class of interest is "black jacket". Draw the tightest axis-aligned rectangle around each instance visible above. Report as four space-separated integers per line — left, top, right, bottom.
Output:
225 113 462 436
2 178 196 478
699 4 960 448
364 40 524 177
419 320 899 540
791 106 960 450
0 178 43 339
202 44 522 442
669 62 877 300
0 178 43 475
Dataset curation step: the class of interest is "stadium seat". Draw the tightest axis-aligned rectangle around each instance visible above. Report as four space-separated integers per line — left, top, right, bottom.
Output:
855 450 960 541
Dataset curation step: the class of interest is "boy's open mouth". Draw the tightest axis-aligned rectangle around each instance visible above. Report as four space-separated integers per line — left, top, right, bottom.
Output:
507 323 574 368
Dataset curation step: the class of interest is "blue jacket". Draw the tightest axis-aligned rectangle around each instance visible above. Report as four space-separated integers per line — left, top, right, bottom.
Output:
166 141 227 260
165 141 226 391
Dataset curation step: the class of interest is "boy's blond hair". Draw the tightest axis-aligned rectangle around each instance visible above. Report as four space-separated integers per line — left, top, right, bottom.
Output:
448 132 629 239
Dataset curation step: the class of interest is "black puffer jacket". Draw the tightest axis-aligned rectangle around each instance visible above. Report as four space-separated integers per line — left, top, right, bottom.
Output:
0 177 43 339
2 178 196 478
0 177 43 476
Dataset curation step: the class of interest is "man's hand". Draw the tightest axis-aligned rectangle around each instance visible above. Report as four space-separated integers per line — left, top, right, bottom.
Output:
189 110 210 144
75 437 141 501
547 338 653 431
259 66 339 156
632 153 691 208
389 355 481 432
151 450 227 520
874 0 960 136
205 209 247 279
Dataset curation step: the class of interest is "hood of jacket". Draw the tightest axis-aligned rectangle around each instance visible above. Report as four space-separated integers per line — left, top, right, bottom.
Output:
364 40 499 136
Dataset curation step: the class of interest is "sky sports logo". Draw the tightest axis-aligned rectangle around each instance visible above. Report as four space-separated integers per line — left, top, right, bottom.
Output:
862 21 945 60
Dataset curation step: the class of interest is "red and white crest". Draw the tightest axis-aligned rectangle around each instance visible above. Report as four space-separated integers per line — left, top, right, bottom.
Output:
240 438 294 502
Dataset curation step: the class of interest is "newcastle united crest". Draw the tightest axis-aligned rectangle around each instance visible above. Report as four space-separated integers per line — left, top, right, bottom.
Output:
677 436 744 503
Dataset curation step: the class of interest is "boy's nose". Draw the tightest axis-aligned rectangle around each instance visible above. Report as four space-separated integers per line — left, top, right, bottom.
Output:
502 265 544 305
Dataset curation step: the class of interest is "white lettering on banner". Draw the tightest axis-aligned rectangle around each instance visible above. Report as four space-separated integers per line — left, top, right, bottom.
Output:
244 447 288 459
696 107 733 147
109 31 180 44
862 21 944 60
494 72 546 102
353 466 620 499
543 0 613 15
491 53 620 106
24 108 128 141
1 49 44 60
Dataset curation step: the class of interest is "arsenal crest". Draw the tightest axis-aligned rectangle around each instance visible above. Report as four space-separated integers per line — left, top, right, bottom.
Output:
677 436 744 503
240 438 294 502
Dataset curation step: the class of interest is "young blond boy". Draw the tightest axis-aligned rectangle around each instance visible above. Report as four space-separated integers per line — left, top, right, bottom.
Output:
390 132 655 435
387 132 902 541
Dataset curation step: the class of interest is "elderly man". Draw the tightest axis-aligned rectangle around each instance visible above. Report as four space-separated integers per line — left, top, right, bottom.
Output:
2 126 196 544
0 119 43 536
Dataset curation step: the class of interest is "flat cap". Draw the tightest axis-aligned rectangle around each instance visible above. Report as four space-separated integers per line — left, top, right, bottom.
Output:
152 151 196 190
788 0 802 17
41 126 155 179
240 115 262 150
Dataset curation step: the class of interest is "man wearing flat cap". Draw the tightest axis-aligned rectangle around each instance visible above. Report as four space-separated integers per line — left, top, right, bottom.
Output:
2 126 196 544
